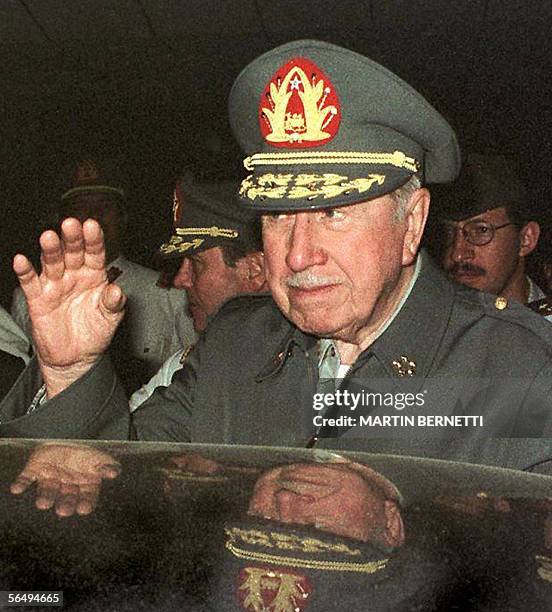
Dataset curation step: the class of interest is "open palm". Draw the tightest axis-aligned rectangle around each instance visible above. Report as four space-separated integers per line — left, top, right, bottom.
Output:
10 443 121 517
13 218 126 393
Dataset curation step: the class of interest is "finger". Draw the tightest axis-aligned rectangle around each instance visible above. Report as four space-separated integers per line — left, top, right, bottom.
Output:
35 478 61 510
60 218 86 270
75 483 101 515
39 229 65 281
82 219 106 271
55 482 80 518
10 473 37 495
13 254 42 301
101 283 127 315
170 454 220 474
98 463 121 479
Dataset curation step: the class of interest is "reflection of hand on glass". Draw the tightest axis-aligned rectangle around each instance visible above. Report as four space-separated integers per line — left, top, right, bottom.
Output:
169 452 221 475
10 443 121 517
248 462 404 548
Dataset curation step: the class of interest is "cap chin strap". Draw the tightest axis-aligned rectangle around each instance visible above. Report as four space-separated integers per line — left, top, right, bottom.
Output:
244 150 419 172
174 227 239 238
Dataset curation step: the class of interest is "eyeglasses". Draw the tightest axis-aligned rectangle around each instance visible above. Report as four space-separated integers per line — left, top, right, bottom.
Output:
443 221 516 247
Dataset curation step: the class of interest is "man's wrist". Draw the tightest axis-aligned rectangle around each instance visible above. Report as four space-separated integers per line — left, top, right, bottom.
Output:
39 359 99 398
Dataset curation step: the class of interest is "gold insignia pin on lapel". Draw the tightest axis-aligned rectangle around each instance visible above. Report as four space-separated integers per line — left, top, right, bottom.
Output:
392 355 416 377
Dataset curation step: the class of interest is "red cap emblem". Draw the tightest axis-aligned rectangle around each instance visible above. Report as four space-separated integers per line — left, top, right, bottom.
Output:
237 566 312 611
259 57 340 148
172 182 183 227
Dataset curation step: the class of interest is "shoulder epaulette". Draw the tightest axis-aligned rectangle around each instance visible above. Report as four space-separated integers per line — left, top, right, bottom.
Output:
528 297 552 317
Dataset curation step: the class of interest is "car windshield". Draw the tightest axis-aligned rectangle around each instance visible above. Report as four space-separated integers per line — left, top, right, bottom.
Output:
1 439 551 610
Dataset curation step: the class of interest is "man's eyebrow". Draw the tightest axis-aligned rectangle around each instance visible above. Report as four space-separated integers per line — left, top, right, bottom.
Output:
466 215 489 223
443 216 488 226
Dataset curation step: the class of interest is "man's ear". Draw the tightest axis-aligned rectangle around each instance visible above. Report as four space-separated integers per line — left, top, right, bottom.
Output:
519 221 540 257
382 501 405 548
402 187 430 266
238 251 267 292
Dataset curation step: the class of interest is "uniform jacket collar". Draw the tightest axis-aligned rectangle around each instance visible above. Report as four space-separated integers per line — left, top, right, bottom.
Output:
367 252 454 385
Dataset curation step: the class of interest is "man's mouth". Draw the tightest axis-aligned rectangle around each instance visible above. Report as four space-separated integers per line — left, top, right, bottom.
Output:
285 271 342 294
448 264 485 279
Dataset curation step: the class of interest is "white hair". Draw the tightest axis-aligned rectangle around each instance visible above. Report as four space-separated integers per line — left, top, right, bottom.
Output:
390 175 422 222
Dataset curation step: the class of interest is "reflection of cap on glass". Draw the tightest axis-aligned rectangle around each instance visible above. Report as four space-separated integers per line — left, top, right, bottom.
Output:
159 178 261 258
213 518 436 611
435 153 529 222
60 158 126 203
229 39 460 212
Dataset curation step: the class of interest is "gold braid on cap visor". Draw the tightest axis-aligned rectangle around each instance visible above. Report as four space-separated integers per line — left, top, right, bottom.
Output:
240 150 419 202
159 226 239 255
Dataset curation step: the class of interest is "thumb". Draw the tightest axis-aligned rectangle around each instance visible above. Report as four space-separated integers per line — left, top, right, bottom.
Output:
10 471 37 495
101 283 127 315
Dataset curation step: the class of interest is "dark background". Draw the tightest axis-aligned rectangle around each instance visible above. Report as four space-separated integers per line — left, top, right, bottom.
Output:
2 0 552 308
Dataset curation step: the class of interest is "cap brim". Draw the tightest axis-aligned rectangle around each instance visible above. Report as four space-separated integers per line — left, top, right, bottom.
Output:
238 157 414 212
61 185 125 201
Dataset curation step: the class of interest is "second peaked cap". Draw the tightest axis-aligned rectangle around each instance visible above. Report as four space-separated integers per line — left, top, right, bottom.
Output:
61 157 126 202
159 178 261 258
229 39 460 211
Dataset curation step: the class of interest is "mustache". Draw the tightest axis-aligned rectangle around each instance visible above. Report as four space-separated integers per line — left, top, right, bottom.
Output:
447 262 486 277
285 270 342 289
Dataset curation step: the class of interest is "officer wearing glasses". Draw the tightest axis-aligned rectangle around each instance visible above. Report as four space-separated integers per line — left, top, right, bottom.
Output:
438 154 552 321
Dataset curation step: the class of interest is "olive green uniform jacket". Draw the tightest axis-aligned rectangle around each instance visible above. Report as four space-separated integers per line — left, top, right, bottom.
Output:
2 255 552 471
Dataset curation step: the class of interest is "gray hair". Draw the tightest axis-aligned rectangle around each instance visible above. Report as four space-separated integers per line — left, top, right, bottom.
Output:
390 175 422 222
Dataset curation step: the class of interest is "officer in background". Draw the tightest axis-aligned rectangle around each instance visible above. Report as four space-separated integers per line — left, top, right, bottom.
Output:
130 177 266 410
436 153 552 320
11 157 195 393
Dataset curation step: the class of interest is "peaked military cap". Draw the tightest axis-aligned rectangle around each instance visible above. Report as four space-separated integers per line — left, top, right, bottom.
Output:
61 157 126 202
229 39 460 212
159 178 261 257
435 153 531 222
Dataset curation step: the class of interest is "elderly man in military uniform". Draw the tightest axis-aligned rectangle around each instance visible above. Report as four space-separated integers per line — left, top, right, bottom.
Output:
5 40 552 468
436 153 552 321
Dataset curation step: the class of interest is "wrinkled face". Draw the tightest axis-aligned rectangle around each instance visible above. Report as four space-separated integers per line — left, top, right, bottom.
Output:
261 196 411 343
441 206 522 295
172 246 247 332
248 463 389 542
62 193 124 263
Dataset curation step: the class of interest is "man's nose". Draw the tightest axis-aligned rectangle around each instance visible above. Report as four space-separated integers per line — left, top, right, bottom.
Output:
448 228 474 263
285 213 327 272
172 258 193 289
